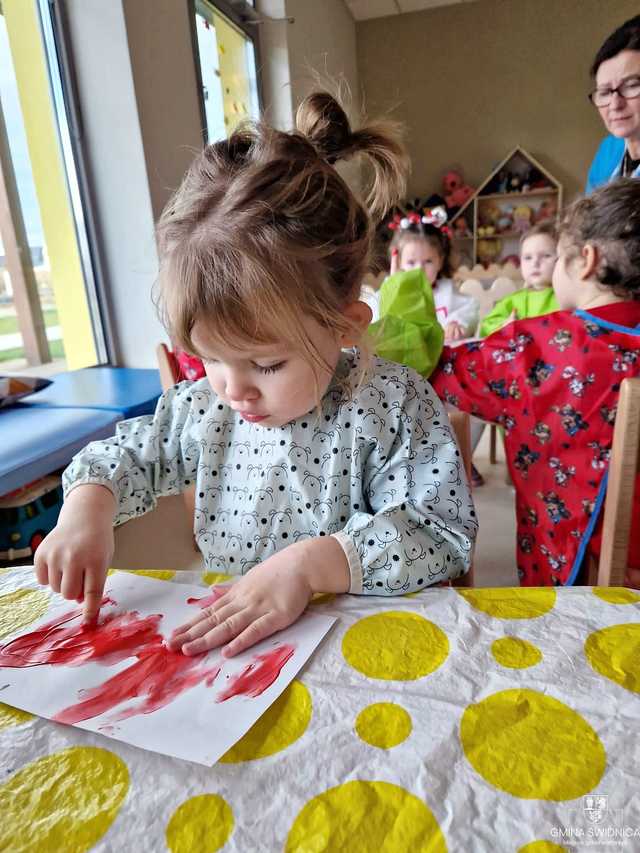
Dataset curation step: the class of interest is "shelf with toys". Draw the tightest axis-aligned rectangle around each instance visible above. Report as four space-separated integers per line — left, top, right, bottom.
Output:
449 147 562 269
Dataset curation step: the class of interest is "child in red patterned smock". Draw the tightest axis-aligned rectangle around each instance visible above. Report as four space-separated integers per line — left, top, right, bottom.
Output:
431 179 640 588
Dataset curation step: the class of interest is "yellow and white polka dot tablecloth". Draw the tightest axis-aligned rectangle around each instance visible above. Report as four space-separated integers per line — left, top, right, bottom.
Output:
1 566 639 852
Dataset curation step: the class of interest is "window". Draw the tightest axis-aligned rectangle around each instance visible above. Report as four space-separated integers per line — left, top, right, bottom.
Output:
0 1 108 374
193 1 261 143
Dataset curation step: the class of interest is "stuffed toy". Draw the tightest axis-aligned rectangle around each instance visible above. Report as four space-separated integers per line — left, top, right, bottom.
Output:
477 238 502 266
453 217 471 238
513 205 533 233
442 170 475 214
536 199 557 223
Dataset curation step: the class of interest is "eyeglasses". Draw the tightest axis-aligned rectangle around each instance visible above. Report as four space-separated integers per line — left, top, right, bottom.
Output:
589 76 640 107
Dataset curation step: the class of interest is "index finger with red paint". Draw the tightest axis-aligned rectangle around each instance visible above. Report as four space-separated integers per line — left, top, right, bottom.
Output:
390 247 399 275
82 572 106 625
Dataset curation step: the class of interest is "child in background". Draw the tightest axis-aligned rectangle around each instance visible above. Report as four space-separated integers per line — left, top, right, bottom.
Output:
35 93 477 658
431 178 640 588
389 216 479 341
479 222 559 337
469 222 560 483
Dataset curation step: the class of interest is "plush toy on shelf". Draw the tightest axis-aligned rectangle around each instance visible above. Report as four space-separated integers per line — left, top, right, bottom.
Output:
513 204 533 233
477 237 502 266
442 170 475 215
508 173 522 193
496 209 514 233
536 198 557 223
453 216 471 238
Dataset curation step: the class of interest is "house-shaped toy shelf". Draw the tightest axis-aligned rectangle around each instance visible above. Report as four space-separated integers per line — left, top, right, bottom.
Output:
450 146 563 268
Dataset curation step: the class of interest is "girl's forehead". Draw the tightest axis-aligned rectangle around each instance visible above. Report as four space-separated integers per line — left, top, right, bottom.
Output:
401 238 440 258
191 322 286 359
522 234 556 252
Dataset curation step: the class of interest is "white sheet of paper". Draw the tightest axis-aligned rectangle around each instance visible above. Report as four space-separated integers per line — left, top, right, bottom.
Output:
0 572 335 765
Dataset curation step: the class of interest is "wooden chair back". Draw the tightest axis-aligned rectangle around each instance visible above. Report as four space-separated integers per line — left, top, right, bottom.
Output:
156 343 180 391
596 377 640 586
459 276 520 332
156 342 198 549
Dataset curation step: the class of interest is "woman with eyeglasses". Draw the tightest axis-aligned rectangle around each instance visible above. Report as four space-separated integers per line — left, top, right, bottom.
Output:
586 15 640 193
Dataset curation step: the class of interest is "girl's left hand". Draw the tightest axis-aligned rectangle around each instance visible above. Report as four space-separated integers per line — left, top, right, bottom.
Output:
168 556 313 658
169 537 349 657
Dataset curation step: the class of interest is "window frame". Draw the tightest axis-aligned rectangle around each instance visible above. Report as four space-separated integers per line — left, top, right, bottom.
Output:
36 0 116 364
188 0 264 146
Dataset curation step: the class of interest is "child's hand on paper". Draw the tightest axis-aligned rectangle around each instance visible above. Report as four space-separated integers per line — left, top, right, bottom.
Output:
169 536 350 657
34 484 116 624
444 320 465 342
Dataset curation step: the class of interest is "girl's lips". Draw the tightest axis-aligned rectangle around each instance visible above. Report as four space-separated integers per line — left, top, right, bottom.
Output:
240 412 268 422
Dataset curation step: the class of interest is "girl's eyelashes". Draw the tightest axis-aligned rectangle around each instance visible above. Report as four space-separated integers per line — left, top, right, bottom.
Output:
256 361 285 374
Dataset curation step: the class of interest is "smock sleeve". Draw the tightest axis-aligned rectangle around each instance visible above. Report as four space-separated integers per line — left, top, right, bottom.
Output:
334 368 477 593
62 380 211 526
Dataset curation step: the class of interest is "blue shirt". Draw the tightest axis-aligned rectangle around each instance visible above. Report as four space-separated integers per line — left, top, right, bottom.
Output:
585 135 638 193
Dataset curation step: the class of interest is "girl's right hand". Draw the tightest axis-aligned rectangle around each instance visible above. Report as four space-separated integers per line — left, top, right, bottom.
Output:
34 485 117 624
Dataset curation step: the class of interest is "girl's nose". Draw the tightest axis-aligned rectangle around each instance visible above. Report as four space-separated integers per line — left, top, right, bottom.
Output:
225 374 258 402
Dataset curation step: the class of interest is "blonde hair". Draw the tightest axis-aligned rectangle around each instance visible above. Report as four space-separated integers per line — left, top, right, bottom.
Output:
156 92 408 378
519 220 557 250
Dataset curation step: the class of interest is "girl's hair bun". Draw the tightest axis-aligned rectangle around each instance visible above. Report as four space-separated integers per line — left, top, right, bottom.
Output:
295 91 409 220
296 92 352 164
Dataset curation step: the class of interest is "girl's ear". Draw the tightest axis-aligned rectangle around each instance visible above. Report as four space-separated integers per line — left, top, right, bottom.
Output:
340 300 373 346
579 243 599 280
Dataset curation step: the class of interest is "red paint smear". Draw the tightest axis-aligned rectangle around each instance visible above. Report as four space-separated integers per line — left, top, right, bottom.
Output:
0 607 163 668
54 646 220 725
187 586 228 608
216 644 295 702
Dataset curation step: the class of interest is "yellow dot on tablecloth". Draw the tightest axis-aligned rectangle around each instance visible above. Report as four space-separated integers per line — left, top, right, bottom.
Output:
0 703 33 731
592 587 640 605
355 702 412 749
342 611 449 681
202 571 233 586
584 623 640 694
491 637 542 669
285 780 446 852
458 587 556 619
0 588 49 640
460 689 605 800
219 680 311 763
518 843 568 852
0 746 129 853
166 794 234 853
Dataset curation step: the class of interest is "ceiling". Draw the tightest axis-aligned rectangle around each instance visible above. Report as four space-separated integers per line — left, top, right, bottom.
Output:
345 0 476 20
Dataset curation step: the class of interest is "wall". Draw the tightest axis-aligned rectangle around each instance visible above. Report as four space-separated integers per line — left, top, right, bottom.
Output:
356 0 640 203
123 0 204 223
256 0 361 186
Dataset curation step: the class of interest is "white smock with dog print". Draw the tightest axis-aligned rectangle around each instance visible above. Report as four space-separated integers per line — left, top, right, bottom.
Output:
63 352 477 593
